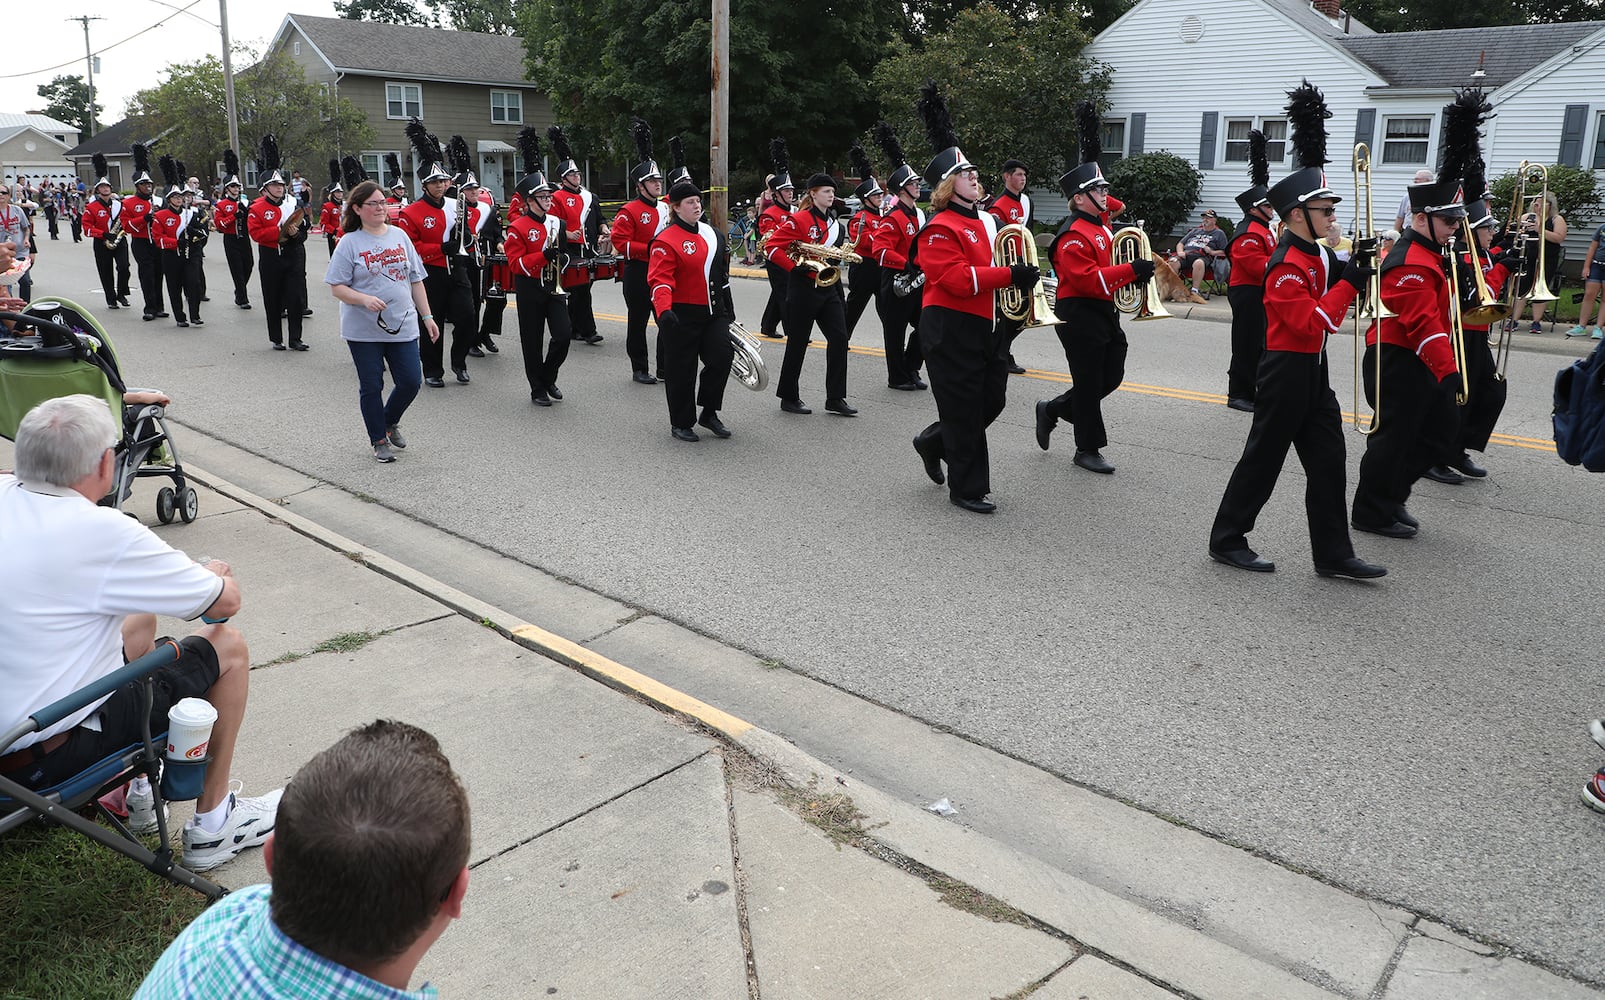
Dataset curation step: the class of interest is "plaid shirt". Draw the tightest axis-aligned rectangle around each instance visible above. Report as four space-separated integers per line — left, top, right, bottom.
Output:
135 884 439 999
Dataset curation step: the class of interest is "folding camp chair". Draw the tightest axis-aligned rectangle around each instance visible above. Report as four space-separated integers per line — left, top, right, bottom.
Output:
0 642 227 901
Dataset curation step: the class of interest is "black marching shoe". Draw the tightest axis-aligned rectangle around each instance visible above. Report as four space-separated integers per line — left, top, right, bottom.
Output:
671 426 700 442
425 376 446 388
547 385 562 400
950 495 997 514
781 399 812 415
1394 506 1419 529
1451 452 1487 478
289 341 310 352
1227 398 1255 413
825 399 858 417
200 295 210 302
1351 518 1417 539
632 371 658 385
1423 465 1464 485
698 411 732 438
531 390 552 406
913 436 944 485
482 340 499 354
1073 449 1115 474
909 373 928 390
1209 547 1275 573
1034 400 1055 451
142 312 156 322
118 296 131 308
302 307 314 317
107 301 120 310
454 368 470 384
154 311 169 318
238 301 252 310
584 333 603 345
189 317 204 326
889 380 921 391
1315 557 1388 580
1006 357 1027 375
271 342 287 351
175 318 189 328
468 346 485 358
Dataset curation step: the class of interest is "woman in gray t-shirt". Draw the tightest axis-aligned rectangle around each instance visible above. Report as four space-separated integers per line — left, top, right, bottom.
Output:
324 179 439 462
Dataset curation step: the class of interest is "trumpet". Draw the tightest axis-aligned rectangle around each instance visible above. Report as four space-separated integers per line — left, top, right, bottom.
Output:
789 240 862 287
1110 223 1170 321
994 223 1057 328
1352 143 1390 435
728 320 769 391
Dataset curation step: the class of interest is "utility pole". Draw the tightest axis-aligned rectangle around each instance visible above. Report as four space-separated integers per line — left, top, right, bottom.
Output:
710 0 729 230
68 15 104 138
219 0 241 162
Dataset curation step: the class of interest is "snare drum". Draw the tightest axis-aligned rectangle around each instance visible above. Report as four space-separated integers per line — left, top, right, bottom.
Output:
484 253 510 299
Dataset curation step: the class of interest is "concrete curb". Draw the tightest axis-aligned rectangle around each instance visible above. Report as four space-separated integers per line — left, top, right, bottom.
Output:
184 460 1359 1000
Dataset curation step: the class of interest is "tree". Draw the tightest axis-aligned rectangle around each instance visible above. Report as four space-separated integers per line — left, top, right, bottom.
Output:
1105 152 1203 238
333 0 432 25
125 50 375 184
336 0 518 32
522 0 898 191
35 75 102 135
1343 0 1602 29
871 4 1109 186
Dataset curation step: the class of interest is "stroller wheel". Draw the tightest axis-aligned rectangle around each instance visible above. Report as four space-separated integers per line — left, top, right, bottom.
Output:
178 487 199 524
156 487 176 524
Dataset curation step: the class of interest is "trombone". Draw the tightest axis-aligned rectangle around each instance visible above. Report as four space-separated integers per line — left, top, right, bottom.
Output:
1444 235 1470 406
1351 143 1391 435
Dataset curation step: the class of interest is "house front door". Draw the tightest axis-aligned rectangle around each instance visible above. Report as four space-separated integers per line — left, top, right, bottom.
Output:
480 153 505 201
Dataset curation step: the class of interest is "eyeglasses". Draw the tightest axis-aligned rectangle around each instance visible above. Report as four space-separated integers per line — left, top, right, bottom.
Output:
376 310 401 335
359 199 387 208
1311 206 1338 216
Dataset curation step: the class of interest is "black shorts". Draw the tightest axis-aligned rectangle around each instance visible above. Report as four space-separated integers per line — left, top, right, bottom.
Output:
14 636 220 791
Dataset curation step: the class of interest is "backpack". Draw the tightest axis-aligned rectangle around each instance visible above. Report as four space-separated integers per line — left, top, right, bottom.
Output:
1553 338 1605 471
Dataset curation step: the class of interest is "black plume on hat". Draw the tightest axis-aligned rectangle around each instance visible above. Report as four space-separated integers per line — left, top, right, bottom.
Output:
1286 80 1331 169
850 144 874 184
131 143 151 182
259 133 281 172
517 126 541 175
92 152 109 184
669 135 686 173
1248 130 1270 188
447 136 471 175
631 117 654 163
176 161 187 182
872 122 906 171
328 158 342 190
158 154 180 197
1442 86 1493 195
916 79 959 156
223 149 241 184
384 152 404 187
769 137 790 174
1075 102 1102 165
341 155 367 190
547 125 574 163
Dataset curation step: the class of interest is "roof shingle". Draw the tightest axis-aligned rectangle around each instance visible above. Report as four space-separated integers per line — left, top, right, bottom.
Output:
287 14 533 87
1336 21 1605 88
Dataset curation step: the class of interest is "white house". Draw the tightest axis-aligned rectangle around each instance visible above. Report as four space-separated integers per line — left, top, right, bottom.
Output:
1079 0 1605 264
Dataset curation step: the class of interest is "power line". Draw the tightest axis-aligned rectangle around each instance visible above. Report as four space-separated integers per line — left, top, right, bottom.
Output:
0 2 206 81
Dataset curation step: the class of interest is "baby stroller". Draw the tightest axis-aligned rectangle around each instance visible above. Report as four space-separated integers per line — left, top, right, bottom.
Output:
0 296 199 523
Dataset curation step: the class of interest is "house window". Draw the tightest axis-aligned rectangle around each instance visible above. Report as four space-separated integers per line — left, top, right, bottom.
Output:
318 82 331 122
386 83 423 120
1101 120 1126 163
1382 116 1431 165
361 153 384 182
1223 118 1287 163
1593 112 1605 170
293 40 300 57
491 91 523 125
244 162 259 188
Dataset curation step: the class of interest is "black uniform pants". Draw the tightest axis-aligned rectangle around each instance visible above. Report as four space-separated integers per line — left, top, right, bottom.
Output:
514 275 571 394
844 261 879 337
456 260 482 346
1210 350 1355 565
662 307 735 429
44 206 57 239
622 261 653 374
777 270 848 403
479 268 507 343
761 261 788 337
130 237 163 315
93 238 131 305
1044 299 1127 452
159 248 202 320
877 273 924 383
257 242 306 346
914 307 1009 501
418 264 475 378
567 277 598 341
1352 343 1459 526
223 234 253 306
1452 331 1507 455
1226 286 1266 402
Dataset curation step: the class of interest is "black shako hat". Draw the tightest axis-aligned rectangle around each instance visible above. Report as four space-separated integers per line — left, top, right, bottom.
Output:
1267 80 1341 217
447 135 477 190
873 121 917 192
1059 102 1107 198
384 153 405 192
515 126 550 198
221 149 243 190
131 143 153 187
917 81 975 190
257 133 287 188
1235 128 1271 216
548 125 579 179
327 158 343 195
92 153 111 190
667 135 691 188
405 119 450 185
629 118 661 186
850 145 881 200
768 138 794 192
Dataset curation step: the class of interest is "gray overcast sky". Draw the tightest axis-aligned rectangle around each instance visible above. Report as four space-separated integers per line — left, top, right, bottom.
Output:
4 2 338 132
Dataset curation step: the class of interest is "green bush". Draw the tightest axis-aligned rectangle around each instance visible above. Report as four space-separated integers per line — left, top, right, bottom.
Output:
1487 163 1603 230
1104 152 1202 239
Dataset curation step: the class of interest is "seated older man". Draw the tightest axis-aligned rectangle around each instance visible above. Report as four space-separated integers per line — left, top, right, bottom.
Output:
1175 209 1229 297
0 394 279 872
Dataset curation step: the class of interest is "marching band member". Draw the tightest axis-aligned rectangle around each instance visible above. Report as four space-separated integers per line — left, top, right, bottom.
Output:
1350 150 1466 538
1032 102 1153 474
442 136 484 384
396 122 472 385
504 130 572 407
247 135 310 350
122 144 165 321
152 156 202 327
83 154 132 310
757 141 796 339
842 145 883 338
213 151 253 310
384 154 408 210
469 185 501 356
611 118 670 385
320 163 344 256
1225 131 1275 412
908 82 1034 513
549 125 605 347
1208 82 1385 579
871 122 926 391
649 177 736 441
988 158 1033 375
767 170 854 416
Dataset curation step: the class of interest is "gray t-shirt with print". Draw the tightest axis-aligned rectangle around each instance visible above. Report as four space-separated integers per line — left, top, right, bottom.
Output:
323 226 427 343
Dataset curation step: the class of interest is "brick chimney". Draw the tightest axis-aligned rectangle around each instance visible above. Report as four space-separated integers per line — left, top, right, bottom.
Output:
1313 0 1341 17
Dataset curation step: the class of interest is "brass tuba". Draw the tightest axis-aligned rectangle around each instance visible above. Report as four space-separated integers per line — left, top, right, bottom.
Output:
994 223 1057 328
727 320 769 391
1110 223 1170 321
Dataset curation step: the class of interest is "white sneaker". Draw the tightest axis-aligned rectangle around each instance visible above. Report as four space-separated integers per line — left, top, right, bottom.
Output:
182 787 283 872
125 780 168 835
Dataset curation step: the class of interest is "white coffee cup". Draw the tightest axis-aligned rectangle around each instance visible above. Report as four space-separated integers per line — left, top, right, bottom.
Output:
166 698 218 762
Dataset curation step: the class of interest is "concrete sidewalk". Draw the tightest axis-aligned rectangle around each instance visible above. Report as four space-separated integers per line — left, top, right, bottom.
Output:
7 421 1600 999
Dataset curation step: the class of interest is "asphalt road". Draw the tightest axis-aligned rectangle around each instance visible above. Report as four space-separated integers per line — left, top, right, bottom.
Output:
26 238 1605 983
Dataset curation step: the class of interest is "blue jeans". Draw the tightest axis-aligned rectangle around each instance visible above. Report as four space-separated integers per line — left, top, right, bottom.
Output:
347 338 422 445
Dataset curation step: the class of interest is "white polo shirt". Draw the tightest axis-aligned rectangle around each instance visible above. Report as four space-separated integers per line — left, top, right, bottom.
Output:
0 475 224 752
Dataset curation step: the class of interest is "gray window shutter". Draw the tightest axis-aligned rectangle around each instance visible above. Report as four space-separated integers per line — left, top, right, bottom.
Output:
1559 105 1588 166
1129 113 1146 155
1199 112 1218 171
1354 108 1376 155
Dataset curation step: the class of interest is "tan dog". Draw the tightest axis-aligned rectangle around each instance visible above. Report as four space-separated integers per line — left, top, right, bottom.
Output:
1158 257 1209 304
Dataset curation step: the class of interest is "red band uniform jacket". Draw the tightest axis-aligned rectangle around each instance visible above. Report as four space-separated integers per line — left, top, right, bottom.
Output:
1050 210 1139 306
919 203 1012 319
82 196 118 239
397 197 452 270
1229 217 1276 290
1367 232 1457 381
120 195 154 241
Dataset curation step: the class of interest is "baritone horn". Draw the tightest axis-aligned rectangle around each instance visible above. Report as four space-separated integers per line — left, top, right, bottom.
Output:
1110 223 1170 321
727 320 770 391
994 223 1057 327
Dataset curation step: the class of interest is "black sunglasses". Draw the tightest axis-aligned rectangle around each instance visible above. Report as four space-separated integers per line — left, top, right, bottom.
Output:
376 310 401 335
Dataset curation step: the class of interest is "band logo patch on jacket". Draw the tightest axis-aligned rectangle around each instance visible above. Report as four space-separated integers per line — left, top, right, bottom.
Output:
423 217 437 229
963 228 979 244
681 240 698 254
640 211 654 224
262 208 277 222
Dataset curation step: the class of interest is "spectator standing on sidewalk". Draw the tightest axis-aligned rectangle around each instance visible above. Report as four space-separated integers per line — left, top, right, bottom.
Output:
1392 170 1435 232
0 185 33 301
1566 221 1605 341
